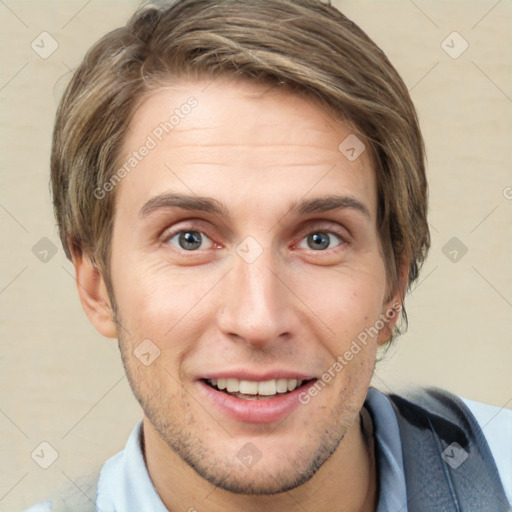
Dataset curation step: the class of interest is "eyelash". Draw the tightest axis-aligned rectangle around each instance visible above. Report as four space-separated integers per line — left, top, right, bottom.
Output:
162 222 350 253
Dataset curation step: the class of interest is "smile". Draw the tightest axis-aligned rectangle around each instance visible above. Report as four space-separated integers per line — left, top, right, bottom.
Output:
198 377 317 423
205 377 312 399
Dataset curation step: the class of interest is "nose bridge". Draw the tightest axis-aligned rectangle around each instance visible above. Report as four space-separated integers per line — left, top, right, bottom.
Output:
218 245 292 346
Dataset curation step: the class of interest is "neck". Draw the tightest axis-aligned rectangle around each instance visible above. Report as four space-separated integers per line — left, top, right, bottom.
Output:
144 411 378 512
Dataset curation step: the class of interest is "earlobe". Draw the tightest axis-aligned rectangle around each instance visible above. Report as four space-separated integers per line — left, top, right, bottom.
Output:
377 299 402 346
377 259 409 346
70 247 118 339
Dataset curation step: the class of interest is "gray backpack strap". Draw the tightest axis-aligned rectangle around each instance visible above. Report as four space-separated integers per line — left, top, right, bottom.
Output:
388 387 511 512
49 470 100 512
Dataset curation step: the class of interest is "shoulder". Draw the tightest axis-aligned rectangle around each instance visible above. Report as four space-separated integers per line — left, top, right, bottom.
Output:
460 396 512 505
23 470 101 512
25 422 144 512
24 502 52 512
385 386 512 507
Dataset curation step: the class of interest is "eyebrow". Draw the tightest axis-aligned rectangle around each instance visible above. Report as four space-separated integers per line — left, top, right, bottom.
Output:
291 195 371 220
139 193 230 218
138 192 371 221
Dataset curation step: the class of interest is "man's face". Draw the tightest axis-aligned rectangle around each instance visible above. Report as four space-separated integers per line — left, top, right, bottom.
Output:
107 79 397 494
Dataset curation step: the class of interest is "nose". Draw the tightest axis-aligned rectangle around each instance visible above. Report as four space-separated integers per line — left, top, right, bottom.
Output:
216 248 297 349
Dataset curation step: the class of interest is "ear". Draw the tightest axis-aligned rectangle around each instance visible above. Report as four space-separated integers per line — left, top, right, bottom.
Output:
377 258 409 346
70 246 117 339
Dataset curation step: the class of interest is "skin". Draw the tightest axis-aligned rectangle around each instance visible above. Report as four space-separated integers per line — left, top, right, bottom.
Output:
73 78 405 512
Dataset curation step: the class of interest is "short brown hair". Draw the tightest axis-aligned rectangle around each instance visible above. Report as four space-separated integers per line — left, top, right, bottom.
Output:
51 0 429 339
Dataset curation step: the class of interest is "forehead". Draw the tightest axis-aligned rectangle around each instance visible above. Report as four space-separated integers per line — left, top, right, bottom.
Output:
116 78 377 217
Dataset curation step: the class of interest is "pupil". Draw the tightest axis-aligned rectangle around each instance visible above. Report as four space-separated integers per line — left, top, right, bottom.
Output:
180 231 202 250
308 232 329 250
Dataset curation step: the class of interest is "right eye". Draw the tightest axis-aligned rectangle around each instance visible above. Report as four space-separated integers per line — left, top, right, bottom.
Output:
167 230 214 251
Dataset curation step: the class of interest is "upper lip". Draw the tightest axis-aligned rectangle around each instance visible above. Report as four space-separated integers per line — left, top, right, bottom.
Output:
199 370 317 382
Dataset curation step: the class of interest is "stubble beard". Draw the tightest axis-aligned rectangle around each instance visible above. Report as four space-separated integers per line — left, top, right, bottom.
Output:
114 310 364 496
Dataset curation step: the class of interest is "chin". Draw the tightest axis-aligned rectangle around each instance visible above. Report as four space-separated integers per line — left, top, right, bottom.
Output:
180 442 342 495
152 413 348 496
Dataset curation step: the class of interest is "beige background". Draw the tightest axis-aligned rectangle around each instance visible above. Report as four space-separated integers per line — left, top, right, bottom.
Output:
1 0 511 510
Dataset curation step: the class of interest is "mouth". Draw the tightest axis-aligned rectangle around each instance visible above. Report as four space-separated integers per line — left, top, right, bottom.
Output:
197 371 319 423
202 377 317 400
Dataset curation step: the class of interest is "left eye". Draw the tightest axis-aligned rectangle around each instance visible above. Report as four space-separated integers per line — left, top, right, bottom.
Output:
299 231 343 251
167 230 214 251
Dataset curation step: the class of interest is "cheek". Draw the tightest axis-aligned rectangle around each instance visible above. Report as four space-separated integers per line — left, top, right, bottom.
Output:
111 261 216 351
293 265 387 334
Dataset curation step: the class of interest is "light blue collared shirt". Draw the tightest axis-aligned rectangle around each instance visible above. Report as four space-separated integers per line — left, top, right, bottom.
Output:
26 388 512 512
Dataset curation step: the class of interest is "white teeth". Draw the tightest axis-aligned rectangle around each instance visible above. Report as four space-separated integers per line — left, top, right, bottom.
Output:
207 378 305 396
239 380 258 394
226 378 239 392
287 379 298 392
257 380 277 396
276 379 288 393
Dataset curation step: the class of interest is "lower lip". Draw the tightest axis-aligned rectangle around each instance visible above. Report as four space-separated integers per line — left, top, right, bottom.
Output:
196 380 313 424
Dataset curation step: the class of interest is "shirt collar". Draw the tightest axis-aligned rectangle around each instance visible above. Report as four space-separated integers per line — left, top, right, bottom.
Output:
365 387 409 512
96 423 168 512
97 387 407 512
